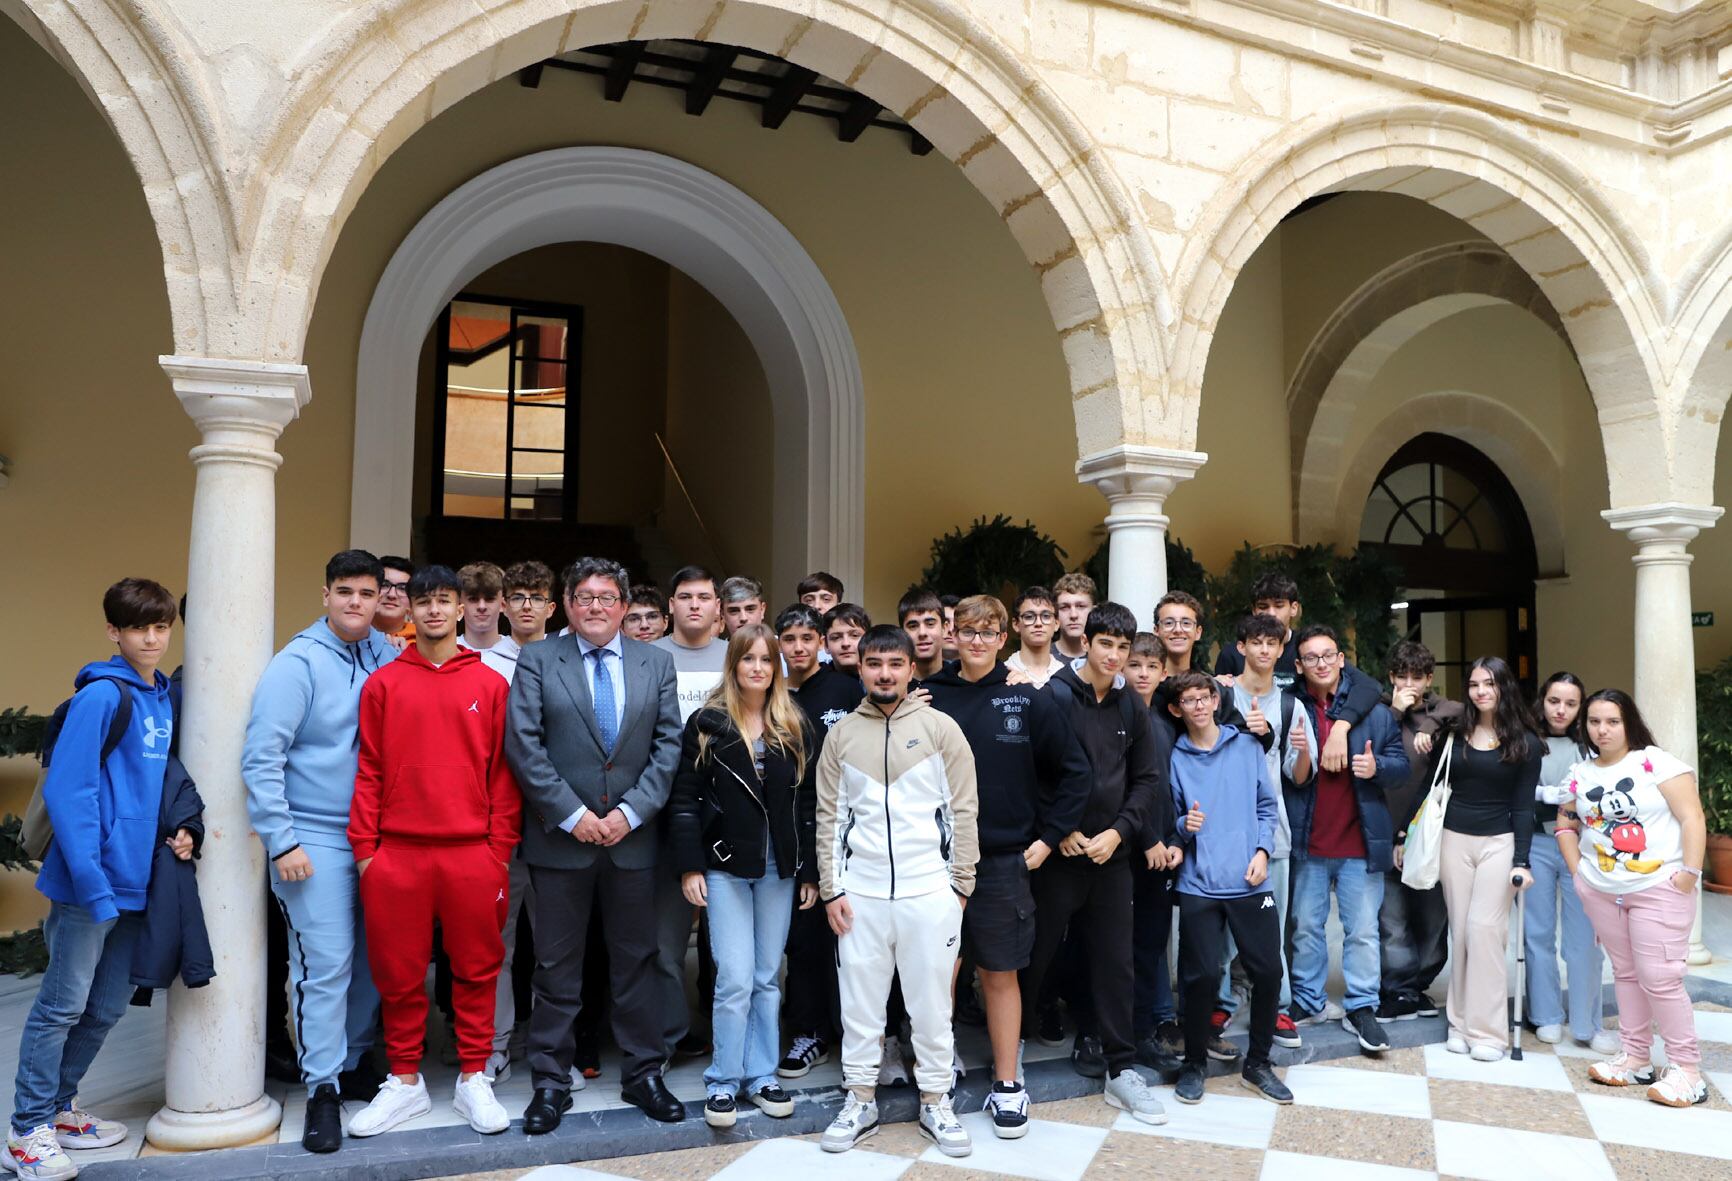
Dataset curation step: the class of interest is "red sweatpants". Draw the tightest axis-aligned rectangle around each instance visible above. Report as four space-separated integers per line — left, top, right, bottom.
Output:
361 842 508 1075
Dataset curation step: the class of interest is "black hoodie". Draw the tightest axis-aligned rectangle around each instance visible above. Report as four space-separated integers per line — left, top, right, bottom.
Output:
923 663 1093 854
791 664 864 751
1047 662 1169 861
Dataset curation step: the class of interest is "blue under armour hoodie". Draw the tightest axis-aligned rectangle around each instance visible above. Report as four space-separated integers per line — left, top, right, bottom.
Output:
242 619 396 858
1169 724 1280 899
36 657 176 922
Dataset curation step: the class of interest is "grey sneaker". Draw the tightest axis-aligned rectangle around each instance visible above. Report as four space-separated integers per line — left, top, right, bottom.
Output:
1104 1068 1168 1125
917 1095 971 1157
820 1093 878 1153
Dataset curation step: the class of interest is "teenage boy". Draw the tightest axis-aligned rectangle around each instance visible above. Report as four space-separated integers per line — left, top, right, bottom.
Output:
1124 633 1182 1066
823 603 871 675
899 587 948 681
243 550 398 1153
939 594 961 663
1212 614 1314 1053
1377 640 1463 1021
1006 587 1065 688
1214 573 1303 684
797 572 844 615
817 627 978 1157
924 597 1091 1138
1022 603 1169 1125
1051 573 1096 662
623 585 668 643
457 561 506 651
1165 672 1293 1106
1285 626 1408 1055
374 556 417 641
719 576 766 636
346 567 521 1138
8 580 180 1180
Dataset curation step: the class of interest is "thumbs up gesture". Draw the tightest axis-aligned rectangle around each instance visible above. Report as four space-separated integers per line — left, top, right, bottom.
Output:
1184 799 1206 833
1350 739 1377 779
1245 699 1270 736
1289 720 1308 755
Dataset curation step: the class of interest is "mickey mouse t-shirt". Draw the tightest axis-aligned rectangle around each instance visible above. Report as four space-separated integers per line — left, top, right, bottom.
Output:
1567 746 1692 896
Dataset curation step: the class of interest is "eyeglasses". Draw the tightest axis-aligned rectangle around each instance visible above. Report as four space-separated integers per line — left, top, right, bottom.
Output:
623 611 662 625
1157 618 1197 634
571 592 622 608
1178 694 1215 709
1299 650 1340 667
507 594 551 608
380 581 410 597
1017 611 1056 624
957 629 1001 643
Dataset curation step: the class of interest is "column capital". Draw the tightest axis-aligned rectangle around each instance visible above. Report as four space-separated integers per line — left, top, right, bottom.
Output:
161 355 311 431
1602 502 1724 550
1076 444 1208 504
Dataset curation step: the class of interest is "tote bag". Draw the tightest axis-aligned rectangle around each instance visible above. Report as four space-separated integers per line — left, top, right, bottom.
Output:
1400 733 1453 891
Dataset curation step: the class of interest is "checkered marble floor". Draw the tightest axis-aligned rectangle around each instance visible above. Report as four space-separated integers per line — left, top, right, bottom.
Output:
456 1004 1732 1181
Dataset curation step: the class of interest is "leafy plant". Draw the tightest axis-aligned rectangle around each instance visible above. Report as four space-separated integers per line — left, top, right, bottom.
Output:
0 925 48 978
921 516 1067 602
0 708 48 760
1204 543 1399 677
1695 654 1732 835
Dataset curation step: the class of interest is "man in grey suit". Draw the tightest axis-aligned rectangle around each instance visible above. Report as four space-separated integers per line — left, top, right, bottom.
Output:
505 556 686 1129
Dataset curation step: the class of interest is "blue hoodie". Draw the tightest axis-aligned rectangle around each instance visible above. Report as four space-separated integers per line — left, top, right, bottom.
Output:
36 657 176 923
242 619 396 857
1169 724 1279 899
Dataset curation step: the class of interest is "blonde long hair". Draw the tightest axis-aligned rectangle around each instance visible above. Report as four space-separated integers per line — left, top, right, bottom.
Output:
697 623 808 780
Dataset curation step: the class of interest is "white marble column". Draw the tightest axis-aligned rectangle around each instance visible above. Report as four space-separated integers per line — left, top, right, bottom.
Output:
145 357 307 1149
1603 502 1723 967
1076 445 1208 631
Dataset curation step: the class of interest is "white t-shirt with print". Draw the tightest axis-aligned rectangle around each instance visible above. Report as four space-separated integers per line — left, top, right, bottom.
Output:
1567 746 1692 896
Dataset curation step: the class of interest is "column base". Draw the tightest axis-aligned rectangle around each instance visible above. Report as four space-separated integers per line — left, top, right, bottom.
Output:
145 1094 282 1151
1689 941 1713 967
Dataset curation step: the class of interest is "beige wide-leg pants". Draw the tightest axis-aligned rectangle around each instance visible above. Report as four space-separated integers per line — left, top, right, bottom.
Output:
1439 829 1515 1050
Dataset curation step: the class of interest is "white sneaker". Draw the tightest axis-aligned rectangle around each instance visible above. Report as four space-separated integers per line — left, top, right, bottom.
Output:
483 1050 512 1085
1470 1044 1505 1063
1104 1068 1168 1126
820 1093 879 1152
1445 1036 1470 1055
1589 1052 1656 1087
4 1126 76 1180
917 1095 971 1157
1534 1024 1563 1044
1646 1066 1708 1108
1586 1030 1621 1055
452 1073 509 1135
52 1106 125 1151
877 1037 910 1088
985 1082 1029 1139
347 1074 432 1137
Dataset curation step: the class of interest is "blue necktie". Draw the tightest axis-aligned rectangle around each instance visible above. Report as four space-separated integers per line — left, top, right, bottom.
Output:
590 648 617 755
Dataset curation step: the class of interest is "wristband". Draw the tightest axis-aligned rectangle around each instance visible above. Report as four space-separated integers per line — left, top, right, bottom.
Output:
271 844 302 861
1679 865 1703 879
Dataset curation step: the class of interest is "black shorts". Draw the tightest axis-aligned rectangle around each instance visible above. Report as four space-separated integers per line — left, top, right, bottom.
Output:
964 851 1036 971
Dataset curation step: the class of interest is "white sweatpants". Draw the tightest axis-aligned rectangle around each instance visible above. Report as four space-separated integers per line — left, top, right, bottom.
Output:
837 888 963 1097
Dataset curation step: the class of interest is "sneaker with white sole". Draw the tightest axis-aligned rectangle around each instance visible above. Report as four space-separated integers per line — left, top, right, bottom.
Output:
877 1037 910 1088
51 1106 125 1151
1646 1067 1708 1108
776 1034 829 1079
1585 1030 1621 1056
749 1084 794 1118
1104 1068 1168 1125
1445 1035 1470 1055
985 1081 1029 1138
1589 1052 1656 1086
4 1126 75 1180
347 1074 432 1138
1469 1044 1504 1063
917 1095 971 1157
1342 1007 1389 1053
1533 1024 1563 1044
483 1050 512 1085
820 1093 879 1152
453 1073 509 1135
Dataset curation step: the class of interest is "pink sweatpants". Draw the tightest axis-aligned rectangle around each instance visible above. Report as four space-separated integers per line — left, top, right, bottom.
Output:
1573 878 1699 1068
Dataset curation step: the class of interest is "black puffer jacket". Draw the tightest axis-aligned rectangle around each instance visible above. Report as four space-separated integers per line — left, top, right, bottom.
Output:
669 707 817 883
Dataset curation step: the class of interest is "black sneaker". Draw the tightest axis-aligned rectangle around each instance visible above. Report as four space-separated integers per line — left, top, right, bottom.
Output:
1207 1011 1242 1062
301 1083 342 1153
985 1080 1029 1139
1134 1035 1183 1074
1175 1064 1206 1105
1343 1007 1390 1053
1377 993 1422 1022
1155 1019 1184 1059
1036 1004 1065 1047
777 1034 830 1079
1410 991 1441 1018
703 1093 737 1129
338 1060 385 1102
1071 1034 1107 1079
1239 1061 1293 1104
750 1083 794 1118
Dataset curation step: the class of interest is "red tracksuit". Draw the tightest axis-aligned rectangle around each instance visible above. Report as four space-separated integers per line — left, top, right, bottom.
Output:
350 645 521 1075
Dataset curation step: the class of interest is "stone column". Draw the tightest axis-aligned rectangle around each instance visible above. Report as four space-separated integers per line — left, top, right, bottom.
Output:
146 357 308 1149
1603 502 1723 967
1077 445 1208 630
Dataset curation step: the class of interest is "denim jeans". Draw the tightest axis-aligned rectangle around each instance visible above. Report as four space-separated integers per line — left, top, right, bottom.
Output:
1218 855 1291 1014
1525 833 1605 1039
703 851 795 1094
1132 862 1175 1038
1289 856 1384 1015
12 903 143 1133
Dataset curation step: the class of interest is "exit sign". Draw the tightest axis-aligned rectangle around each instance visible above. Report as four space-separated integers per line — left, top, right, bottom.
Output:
1694 611 1714 627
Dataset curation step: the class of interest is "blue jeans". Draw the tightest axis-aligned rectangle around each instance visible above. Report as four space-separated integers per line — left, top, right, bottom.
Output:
703 852 796 1094
1525 833 1604 1038
12 903 143 1133
1289 857 1384 1015
1218 856 1291 1014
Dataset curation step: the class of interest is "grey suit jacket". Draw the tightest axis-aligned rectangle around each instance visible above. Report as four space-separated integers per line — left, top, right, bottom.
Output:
505 631 681 870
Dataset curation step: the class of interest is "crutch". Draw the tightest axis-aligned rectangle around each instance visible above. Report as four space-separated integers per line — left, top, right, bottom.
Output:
1510 874 1526 1062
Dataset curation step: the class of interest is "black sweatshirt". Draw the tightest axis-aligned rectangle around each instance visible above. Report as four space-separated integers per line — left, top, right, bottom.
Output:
1442 737 1541 866
923 663 1094 854
791 664 863 752
1047 663 1168 861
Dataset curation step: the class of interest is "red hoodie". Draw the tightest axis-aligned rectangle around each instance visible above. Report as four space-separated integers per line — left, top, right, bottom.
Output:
349 645 520 863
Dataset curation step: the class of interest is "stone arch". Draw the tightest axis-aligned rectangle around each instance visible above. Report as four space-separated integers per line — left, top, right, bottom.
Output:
1664 223 1732 506
352 147 865 598
1173 102 1666 505
1316 390 1566 578
234 0 1172 457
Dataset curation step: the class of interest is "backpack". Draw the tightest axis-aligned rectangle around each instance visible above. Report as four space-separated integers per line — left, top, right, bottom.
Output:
20 679 133 862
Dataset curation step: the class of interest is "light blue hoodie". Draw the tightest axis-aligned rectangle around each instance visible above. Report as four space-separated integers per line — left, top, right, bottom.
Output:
1170 723 1279 899
36 657 176 922
242 619 396 857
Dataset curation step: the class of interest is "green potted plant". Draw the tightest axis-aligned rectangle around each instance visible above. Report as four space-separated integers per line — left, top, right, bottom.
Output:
921 515 1067 602
1695 655 1732 892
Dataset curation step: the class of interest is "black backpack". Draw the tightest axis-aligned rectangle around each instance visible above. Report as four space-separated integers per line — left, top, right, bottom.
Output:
21 679 134 861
